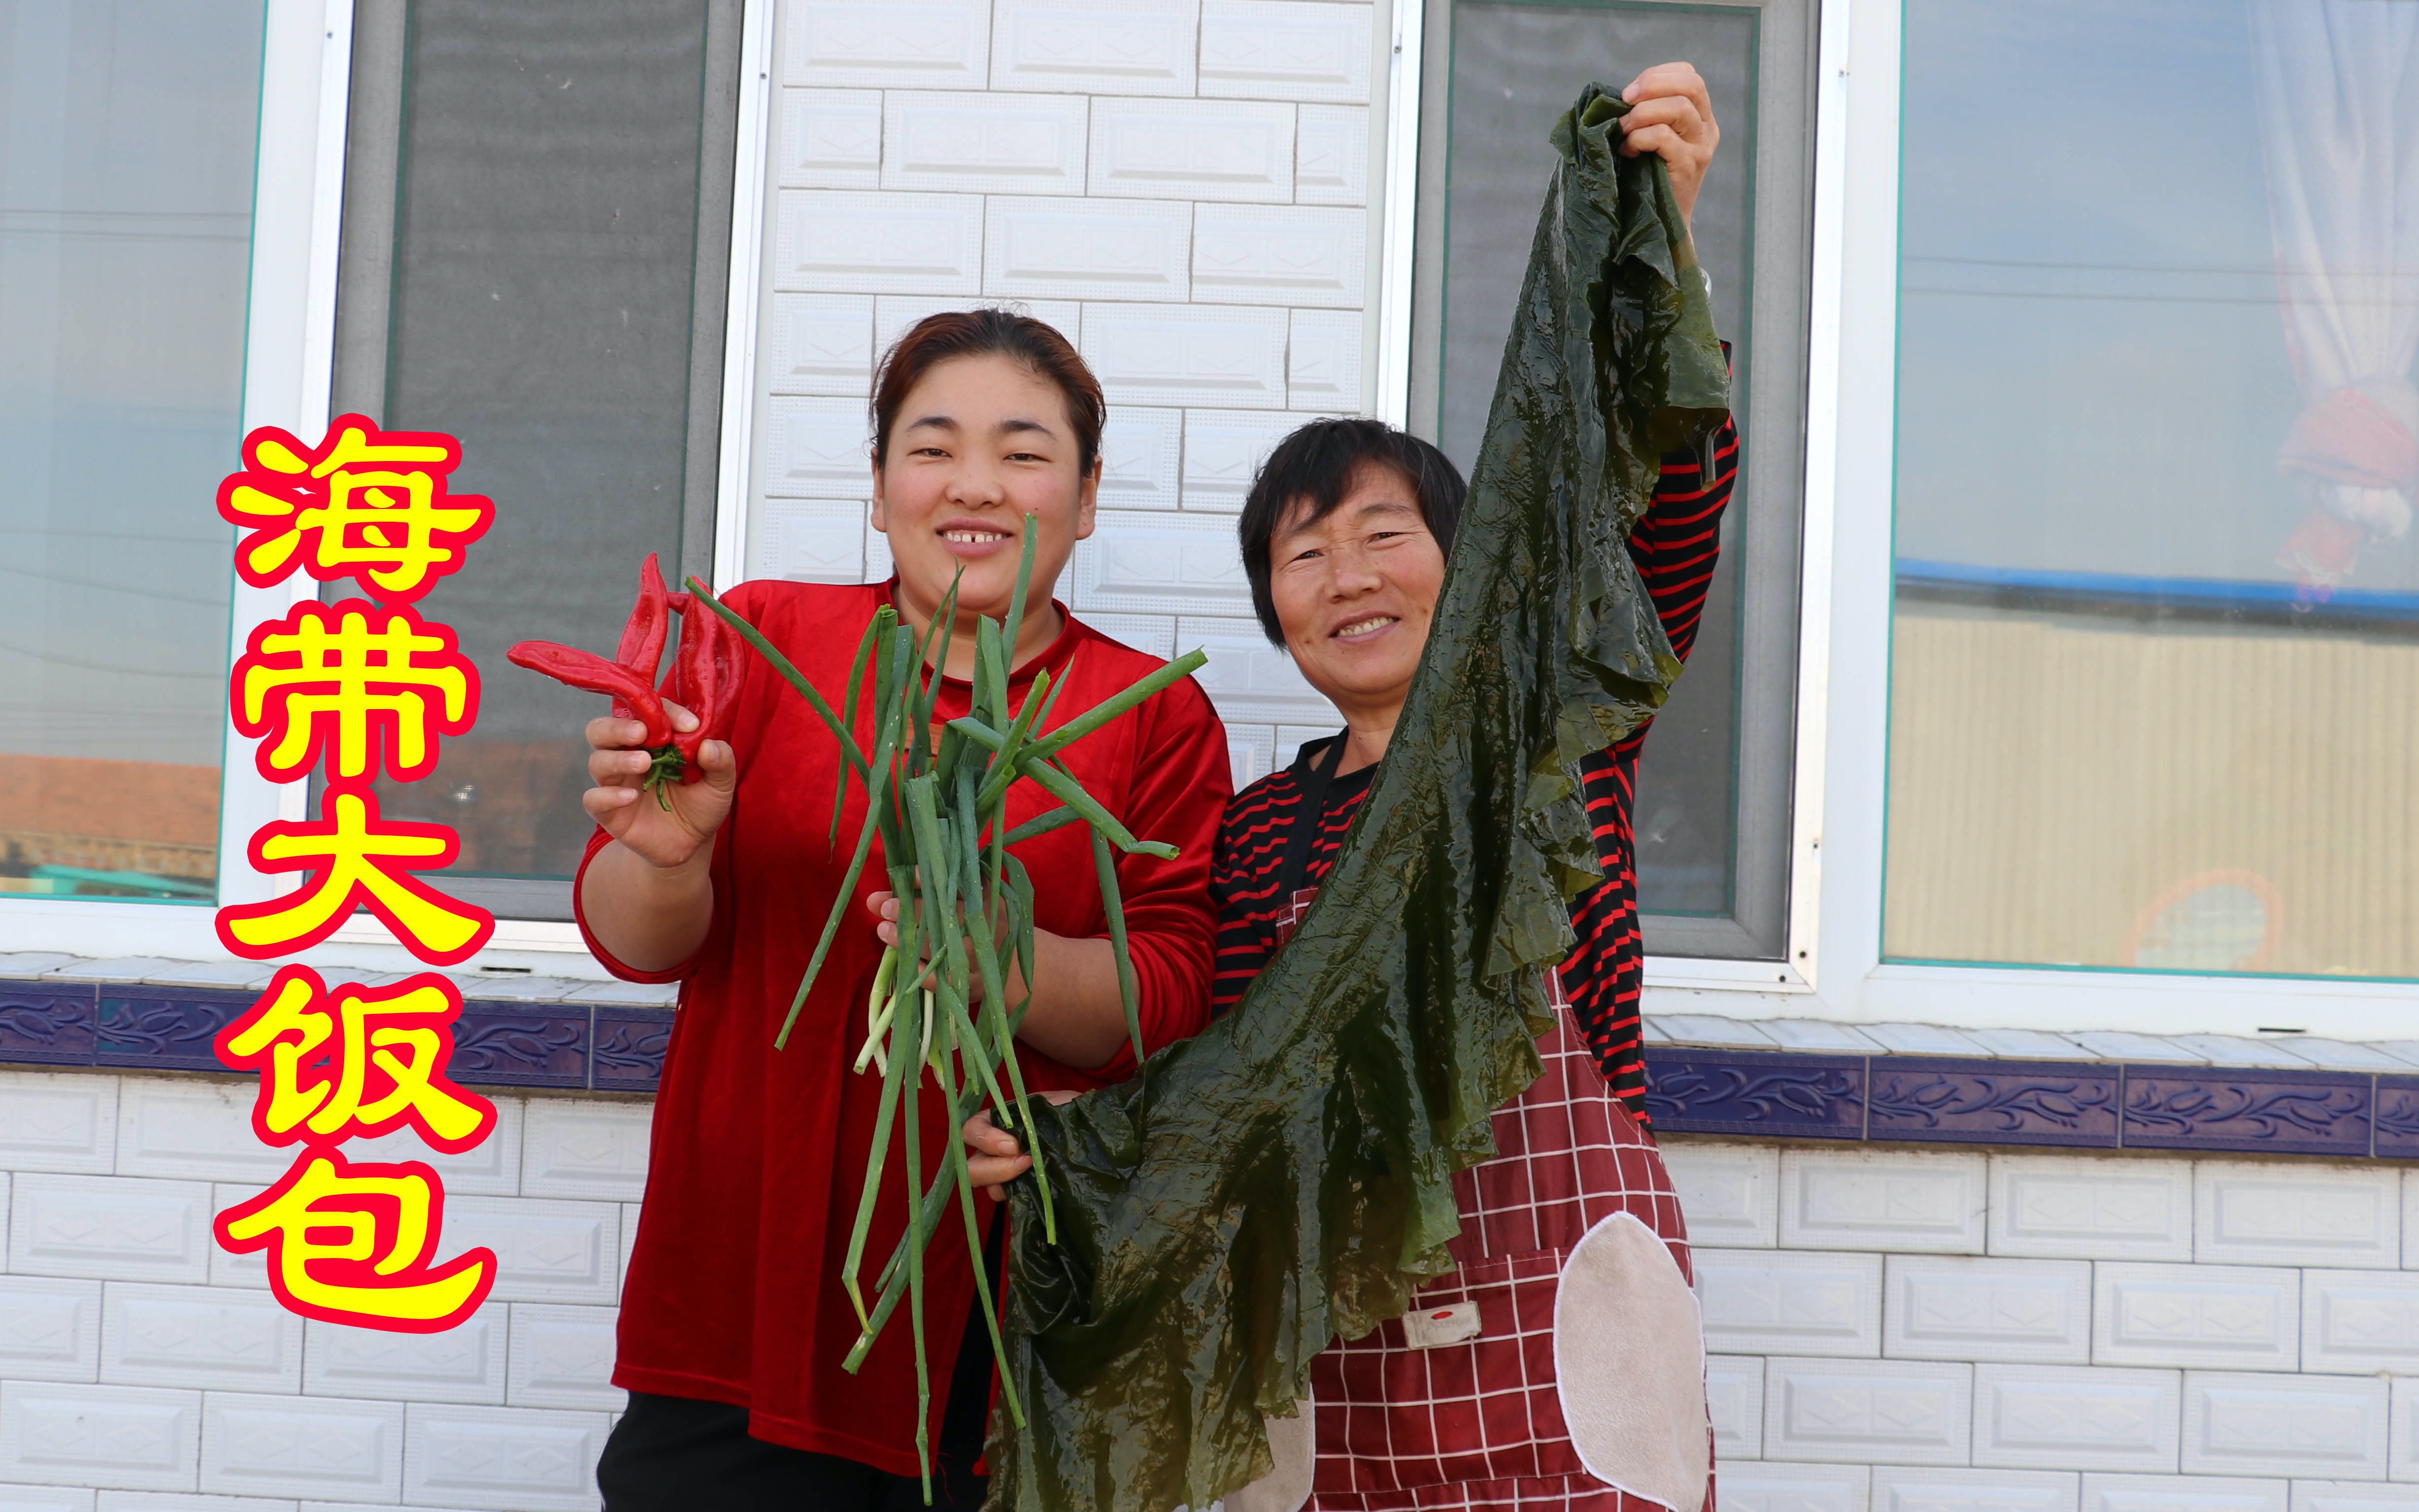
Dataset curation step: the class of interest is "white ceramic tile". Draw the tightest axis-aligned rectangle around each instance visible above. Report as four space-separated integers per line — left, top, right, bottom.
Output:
1073 509 1258 617
339 1100 524 1199
1654 1015 1781 1049
1197 0 1373 102
402 1403 611 1512
506 1305 623 1412
755 501 871 584
984 196 1192 302
0 1381 199 1491
1717 1460 1871 1512
1696 1250 1882 1358
198 1392 402 1503
771 189 983 295
1287 308 1364 412
1861 1024 1992 1059
617 1206 640 1304
2395 1378 2419 1483
2164 1035 2323 1069
113 1081 292 1186
1083 302 1292 410
775 87 881 188
2068 1033 2202 1064
1191 203 1366 307
1987 1156 2193 1262
99 1284 301 1393
2291 1483 2419 1512
0 1488 91 1512
2181 1371 2388 1481
782 0 990 89
2093 1262 2298 1371
1780 1150 1987 1255
763 292 876 396
1180 407 1302 506
45 959 177 982
990 0 1198 95
884 90 1089 195
1275 724 1335 771
1762 1021 1886 1054
1661 1142 1779 1248
0 1071 119 1174
520 1101 652 1204
1097 407 1184 510
2264 1040 2413 1074
207 1187 268 1291
1962 1030 2099 1061
2196 1162 2400 1270
1087 98 1295 202
761 395 873 499
1974 1363 2180 1474
1870 1467 2077 1512
11 1174 214 1285
1764 1357 1973 1466
1225 724 1276 790
1180 616 1336 726
440 1198 621 1306
2081 1473 2286 1512
1293 103 1369 205
1706 1353 1765 1459
1884 1256 2091 1365
96 1495 297 1512
1081 613 1178 660
302 1303 507 1406
0 950 79 972
872 295 1084 357
0 1275 101 1383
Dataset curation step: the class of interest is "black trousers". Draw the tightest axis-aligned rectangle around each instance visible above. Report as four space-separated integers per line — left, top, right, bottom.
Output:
598 1221 1003 1512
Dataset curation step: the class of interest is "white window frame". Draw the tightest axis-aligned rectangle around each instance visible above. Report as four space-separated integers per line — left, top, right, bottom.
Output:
11 0 2413 1036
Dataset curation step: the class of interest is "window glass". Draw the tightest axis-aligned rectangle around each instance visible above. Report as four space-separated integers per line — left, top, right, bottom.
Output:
1888 0 2419 976
1431 0 1811 958
337 0 726 919
0 0 263 904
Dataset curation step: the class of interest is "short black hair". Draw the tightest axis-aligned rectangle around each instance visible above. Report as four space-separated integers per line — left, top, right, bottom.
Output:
1237 419 1467 646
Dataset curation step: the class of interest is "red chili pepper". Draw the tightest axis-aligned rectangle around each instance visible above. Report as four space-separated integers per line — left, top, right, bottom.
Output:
660 585 738 784
505 642 672 747
610 554 673 724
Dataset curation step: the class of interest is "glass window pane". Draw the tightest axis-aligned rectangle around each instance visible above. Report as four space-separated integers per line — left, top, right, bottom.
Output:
346 1 718 913
0 0 264 905
1888 0 2419 977
1440 0 1757 918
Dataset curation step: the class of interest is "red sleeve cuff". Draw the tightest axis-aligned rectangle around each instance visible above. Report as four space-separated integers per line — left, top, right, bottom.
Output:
572 828 705 985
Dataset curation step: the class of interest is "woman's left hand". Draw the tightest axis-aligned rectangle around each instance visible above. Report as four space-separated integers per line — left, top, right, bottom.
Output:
1618 62 1719 224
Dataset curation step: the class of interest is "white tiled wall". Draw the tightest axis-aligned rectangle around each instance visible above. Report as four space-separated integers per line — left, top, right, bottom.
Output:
6 1080 2419 1509
746 0 1383 788
0 1072 639 1511
1663 1141 2419 1512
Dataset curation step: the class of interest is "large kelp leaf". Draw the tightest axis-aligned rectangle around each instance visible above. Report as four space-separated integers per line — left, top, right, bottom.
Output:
989 83 1729 1512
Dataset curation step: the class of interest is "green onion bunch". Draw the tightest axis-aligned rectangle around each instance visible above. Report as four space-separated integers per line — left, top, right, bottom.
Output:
686 524 1205 1500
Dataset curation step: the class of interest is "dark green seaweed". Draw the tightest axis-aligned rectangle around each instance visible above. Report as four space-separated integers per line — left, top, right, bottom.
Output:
987 84 1730 1512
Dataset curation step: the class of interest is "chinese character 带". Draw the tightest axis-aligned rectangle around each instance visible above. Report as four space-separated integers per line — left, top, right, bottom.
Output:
217 415 494 602
233 601 479 783
214 790 495 965
217 1147 497 1331
215 965 498 1152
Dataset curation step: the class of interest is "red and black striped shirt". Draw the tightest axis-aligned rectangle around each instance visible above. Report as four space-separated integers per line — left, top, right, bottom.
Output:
1207 416 1739 1123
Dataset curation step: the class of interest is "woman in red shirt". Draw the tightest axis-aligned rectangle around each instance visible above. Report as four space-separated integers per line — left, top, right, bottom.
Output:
577 311 1232 1510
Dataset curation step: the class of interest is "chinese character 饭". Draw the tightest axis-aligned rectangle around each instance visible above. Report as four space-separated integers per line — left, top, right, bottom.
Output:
215 965 496 1152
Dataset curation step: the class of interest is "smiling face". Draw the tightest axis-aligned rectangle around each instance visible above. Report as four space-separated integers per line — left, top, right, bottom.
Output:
870 351 1100 638
1267 459 1449 723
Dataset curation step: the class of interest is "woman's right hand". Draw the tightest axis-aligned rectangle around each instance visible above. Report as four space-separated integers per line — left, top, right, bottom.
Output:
582 703 737 870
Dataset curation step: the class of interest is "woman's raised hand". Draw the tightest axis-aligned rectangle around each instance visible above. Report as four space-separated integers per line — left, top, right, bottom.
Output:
1618 61 1719 224
582 703 737 870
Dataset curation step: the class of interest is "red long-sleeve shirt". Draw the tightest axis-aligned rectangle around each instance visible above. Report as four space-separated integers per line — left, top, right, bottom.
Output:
577 581 1230 1474
1207 419 1739 1122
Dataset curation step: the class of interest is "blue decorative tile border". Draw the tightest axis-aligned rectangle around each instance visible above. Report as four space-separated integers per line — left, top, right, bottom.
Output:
0 975 2413 1162
1644 1047 2416 1160
0 979 669 1096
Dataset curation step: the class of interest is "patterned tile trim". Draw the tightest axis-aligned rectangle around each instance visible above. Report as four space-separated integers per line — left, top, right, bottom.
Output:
0 966 2409 1162
1648 1048 2410 1159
